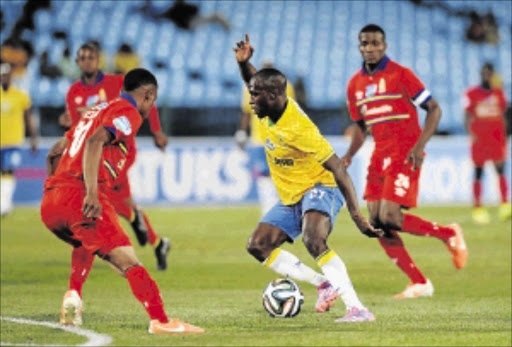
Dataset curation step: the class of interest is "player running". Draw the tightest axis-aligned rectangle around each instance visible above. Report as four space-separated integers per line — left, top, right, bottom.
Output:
234 34 382 322
463 63 511 223
62 42 171 270
41 68 203 334
343 24 468 298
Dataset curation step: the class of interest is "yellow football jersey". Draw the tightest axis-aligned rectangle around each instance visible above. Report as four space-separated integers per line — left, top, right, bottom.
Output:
0 86 31 147
259 98 336 205
242 82 295 144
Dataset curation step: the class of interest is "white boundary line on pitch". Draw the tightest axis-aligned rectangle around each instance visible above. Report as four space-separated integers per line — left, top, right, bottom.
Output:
0 316 113 346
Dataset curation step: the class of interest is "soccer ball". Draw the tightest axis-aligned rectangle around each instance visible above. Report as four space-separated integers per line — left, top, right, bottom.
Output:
262 278 304 318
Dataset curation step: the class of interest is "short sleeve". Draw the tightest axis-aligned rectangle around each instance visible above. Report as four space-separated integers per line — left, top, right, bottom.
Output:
498 89 508 112
291 119 335 165
401 67 431 109
21 90 31 110
346 78 362 121
65 87 81 125
241 87 252 114
102 107 141 143
462 90 473 114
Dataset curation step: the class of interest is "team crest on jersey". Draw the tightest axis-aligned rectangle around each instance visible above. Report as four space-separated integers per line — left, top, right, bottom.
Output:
74 96 83 104
365 84 377 97
86 95 100 106
113 116 132 136
356 91 364 100
378 78 386 93
265 138 275 151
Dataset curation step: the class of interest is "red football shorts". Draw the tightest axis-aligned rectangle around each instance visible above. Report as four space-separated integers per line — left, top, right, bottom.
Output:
471 123 507 166
107 174 133 220
40 186 131 256
364 149 421 208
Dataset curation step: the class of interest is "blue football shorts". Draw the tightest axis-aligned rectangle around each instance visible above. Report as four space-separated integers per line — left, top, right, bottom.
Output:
0 147 22 171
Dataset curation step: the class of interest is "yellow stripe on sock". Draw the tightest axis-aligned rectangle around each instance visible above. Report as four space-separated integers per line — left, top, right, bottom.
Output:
316 249 336 267
263 248 282 268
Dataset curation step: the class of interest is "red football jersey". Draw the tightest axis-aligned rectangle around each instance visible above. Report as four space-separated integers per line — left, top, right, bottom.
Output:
47 93 142 189
463 86 507 141
347 56 431 149
66 72 161 132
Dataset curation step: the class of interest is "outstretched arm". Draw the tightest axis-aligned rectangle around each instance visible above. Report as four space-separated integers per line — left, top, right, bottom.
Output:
233 34 257 86
323 154 383 238
407 98 441 170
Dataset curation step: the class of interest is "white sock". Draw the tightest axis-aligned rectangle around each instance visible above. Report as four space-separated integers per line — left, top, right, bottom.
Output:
317 249 365 310
0 175 15 215
256 176 279 216
264 248 327 287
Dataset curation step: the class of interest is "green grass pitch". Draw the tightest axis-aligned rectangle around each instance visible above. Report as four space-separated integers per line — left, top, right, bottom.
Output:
1 205 511 346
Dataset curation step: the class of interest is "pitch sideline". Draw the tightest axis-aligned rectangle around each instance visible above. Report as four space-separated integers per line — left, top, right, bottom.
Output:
0 316 113 346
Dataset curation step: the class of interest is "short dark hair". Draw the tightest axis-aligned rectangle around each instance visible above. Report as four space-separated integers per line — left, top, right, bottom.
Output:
253 68 287 95
76 42 98 58
482 62 494 72
123 68 158 91
359 24 386 41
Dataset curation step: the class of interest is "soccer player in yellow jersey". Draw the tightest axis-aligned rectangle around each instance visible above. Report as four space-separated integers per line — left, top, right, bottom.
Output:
235 61 296 216
0 63 37 216
234 35 382 322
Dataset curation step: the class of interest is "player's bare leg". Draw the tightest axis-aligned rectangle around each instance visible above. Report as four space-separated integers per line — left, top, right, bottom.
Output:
125 196 171 270
494 161 511 221
301 211 374 321
472 166 490 224
247 223 331 309
102 246 203 334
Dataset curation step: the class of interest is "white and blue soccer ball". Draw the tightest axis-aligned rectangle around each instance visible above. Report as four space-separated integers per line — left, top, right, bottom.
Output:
262 278 304 318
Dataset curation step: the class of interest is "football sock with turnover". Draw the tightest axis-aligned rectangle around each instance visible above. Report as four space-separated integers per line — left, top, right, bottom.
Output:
264 248 327 287
69 246 95 298
316 249 365 310
125 266 168 323
401 214 455 241
378 231 427 284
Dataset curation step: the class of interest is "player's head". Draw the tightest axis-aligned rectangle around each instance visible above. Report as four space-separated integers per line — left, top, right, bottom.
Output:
123 68 158 118
76 42 99 78
248 68 287 118
358 24 387 64
481 62 494 86
0 63 12 90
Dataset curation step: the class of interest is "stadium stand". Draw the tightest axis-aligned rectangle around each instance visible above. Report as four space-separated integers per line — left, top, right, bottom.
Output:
1 0 510 134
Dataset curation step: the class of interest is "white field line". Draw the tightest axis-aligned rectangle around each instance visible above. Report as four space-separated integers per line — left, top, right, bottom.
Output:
0 316 113 346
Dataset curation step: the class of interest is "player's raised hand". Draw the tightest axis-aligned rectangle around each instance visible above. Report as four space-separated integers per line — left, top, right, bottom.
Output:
352 213 384 238
153 130 168 151
82 193 102 219
233 34 254 63
405 143 425 170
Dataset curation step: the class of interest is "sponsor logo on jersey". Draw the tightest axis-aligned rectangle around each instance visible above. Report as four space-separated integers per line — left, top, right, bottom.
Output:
86 95 100 107
365 84 377 97
274 158 294 166
113 116 132 136
364 105 393 116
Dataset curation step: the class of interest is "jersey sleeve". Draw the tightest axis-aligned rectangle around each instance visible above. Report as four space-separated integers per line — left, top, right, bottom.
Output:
102 108 141 143
462 90 473 115
401 67 432 109
346 78 362 121
291 119 335 165
498 89 508 112
65 87 81 124
241 87 252 114
21 90 31 110
148 105 161 133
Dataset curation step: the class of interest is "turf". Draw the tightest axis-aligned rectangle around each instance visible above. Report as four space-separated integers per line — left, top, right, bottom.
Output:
1 205 511 346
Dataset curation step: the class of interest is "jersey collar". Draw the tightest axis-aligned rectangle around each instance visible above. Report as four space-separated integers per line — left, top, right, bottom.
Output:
120 92 137 107
81 71 104 86
362 55 390 75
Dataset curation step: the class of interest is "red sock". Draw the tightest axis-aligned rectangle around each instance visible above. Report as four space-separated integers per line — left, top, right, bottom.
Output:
402 214 455 241
498 174 509 203
473 180 482 207
69 246 95 298
142 212 159 246
125 266 168 323
378 231 427 284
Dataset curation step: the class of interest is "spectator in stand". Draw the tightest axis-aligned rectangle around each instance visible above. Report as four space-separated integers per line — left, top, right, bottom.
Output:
39 51 62 79
0 36 34 87
114 43 141 75
58 46 80 81
466 11 486 44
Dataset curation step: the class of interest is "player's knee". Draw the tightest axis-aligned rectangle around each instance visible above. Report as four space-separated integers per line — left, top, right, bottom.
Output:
246 235 270 262
379 210 401 230
302 231 327 259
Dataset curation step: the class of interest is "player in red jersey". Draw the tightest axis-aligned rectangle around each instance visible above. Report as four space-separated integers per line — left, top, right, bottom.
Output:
61 42 171 271
343 24 468 298
463 63 511 223
41 68 203 334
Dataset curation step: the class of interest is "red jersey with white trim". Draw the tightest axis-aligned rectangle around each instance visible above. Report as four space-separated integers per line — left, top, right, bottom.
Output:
347 56 431 148
463 86 507 141
46 94 142 190
66 72 161 133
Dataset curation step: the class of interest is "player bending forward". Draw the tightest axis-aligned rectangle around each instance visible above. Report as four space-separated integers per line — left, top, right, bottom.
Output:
41 68 203 334
234 35 382 322
343 24 468 298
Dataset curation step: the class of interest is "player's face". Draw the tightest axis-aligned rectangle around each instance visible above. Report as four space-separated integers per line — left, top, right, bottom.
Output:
248 79 272 118
359 32 386 64
76 48 99 77
138 85 158 118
